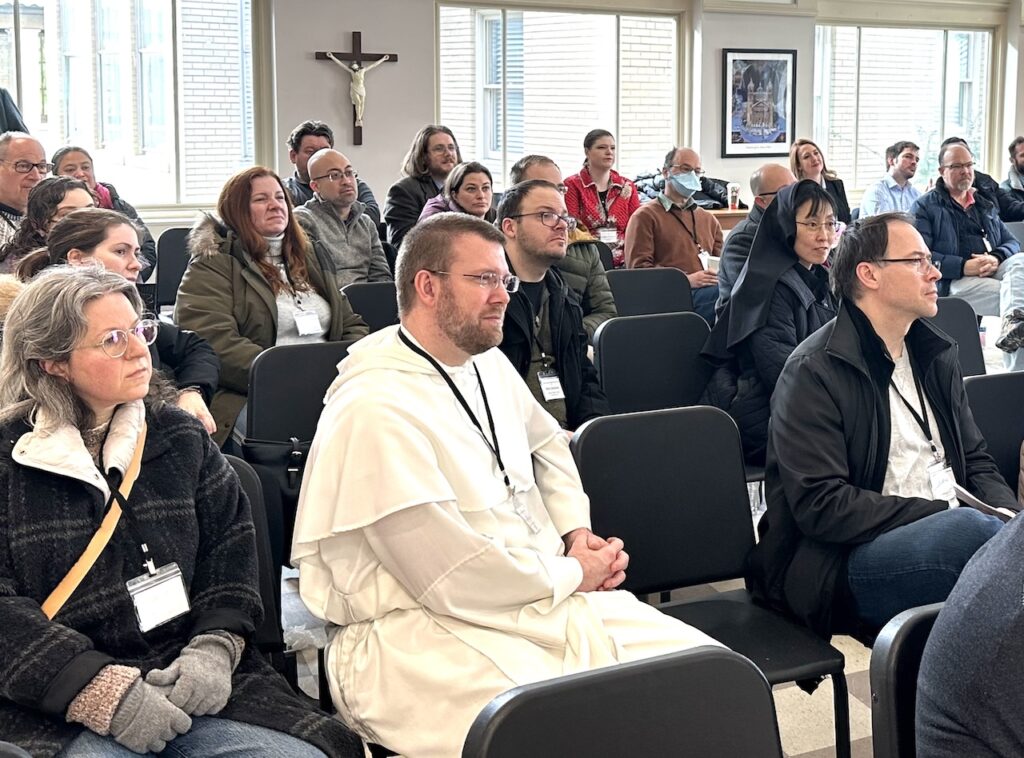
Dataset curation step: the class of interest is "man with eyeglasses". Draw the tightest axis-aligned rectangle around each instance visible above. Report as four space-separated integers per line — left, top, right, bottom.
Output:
939 136 1024 223
0 131 47 252
749 211 1014 643
913 140 1024 369
510 154 617 342
291 213 719 756
293 148 392 290
496 179 609 431
715 163 796 315
624 146 724 325
859 140 922 218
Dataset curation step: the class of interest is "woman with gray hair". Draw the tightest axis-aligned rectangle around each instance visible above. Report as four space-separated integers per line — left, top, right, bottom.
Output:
0 266 361 756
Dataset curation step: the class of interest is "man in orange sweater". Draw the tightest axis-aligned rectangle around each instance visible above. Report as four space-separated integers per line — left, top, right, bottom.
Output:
624 146 724 324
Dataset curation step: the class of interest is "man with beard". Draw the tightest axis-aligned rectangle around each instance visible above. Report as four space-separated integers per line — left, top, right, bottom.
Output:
1001 135 1024 203
496 180 610 430
860 140 922 217
291 213 720 757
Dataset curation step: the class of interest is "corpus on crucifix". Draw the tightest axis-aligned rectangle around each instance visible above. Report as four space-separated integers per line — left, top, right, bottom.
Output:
315 32 398 145
325 52 390 127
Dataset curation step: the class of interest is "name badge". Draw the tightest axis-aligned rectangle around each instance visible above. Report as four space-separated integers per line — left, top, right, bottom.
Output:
538 369 566 402
598 227 618 245
927 459 958 509
294 309 324 337
126 562 191 633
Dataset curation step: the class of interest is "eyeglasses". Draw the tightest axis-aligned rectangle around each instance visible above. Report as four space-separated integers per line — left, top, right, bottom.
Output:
873 256 938 274
795 219 842 233
312 169 358 183
430 144 459 155
508 211 578 232
1 159 52 174
428 270 521 293
78 319 159 359
756 191 778 199
669 165 706 176
941 162 975 172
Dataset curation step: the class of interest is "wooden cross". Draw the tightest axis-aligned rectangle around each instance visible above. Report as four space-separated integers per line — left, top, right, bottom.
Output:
315 32 398 145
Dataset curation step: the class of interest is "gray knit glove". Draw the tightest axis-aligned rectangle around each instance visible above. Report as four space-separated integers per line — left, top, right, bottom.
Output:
144 632 241 715
109 679 191 754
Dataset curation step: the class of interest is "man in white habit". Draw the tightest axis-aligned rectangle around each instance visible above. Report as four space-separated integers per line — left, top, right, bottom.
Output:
291 213 721 757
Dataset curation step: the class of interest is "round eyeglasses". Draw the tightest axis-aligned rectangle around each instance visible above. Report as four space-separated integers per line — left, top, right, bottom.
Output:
77 319 159 359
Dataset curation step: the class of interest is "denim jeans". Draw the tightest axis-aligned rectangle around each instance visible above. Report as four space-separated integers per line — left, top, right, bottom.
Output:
691 284 719 327
948 253 1024 370
845 507 1003 629
57 717 328 758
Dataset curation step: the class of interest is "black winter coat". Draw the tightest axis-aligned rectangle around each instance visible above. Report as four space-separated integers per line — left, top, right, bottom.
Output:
823 178 851 225
151 322 220 405
976 169 1024 222
747 301 1017 638
383 175 441 249
715 202 764 315
499 266 609 430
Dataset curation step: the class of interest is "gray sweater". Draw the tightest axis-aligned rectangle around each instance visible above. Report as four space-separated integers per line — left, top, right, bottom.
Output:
294 197 393 290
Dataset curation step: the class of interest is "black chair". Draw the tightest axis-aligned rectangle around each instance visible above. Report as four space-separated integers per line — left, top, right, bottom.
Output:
927 297 986 377
965 371 1024 492
342 281 399 332
869 603 943 758
463 646 783 758
571 406 851 758
382 241 398 275
604 267 693 316
593 312 711 413
155 227 190 308
593 239 614 271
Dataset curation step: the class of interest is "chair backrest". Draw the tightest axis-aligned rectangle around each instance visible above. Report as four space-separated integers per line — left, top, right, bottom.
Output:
463 646 783 758
604 267 693 316
570 406 753 594
927 297 986 377
342 281 399 332
1006 220 1024 245
593 312 712 413
964 371 1024 492
155 227 191 308
869 602 943 758
593 239 614 271
224 455 283 653
247 341 355 441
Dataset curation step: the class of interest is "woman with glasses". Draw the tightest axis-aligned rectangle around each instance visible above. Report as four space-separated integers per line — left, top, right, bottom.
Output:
12 207 220 434
703 179 840 465
0 265 362 757
175 167 368 446
0 176 94 274
52 146 159 281
790 138 852 224
383 125 462 249
563 129 640 267
417 161 496 223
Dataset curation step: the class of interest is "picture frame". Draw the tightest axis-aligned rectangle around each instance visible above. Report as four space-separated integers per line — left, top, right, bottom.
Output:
721 48 797 158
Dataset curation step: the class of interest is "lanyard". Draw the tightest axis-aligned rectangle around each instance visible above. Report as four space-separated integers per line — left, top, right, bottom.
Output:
669 206 703 250
398 329 511 489
888 360 941 460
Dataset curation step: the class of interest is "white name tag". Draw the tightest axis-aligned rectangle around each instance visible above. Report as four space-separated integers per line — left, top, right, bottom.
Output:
598 227 618 245
126 562 191 633
927 459 958 509
538 369 566 401
294 309 324 337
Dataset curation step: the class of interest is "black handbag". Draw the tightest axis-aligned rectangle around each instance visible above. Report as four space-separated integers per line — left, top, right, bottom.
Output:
241 436 311 502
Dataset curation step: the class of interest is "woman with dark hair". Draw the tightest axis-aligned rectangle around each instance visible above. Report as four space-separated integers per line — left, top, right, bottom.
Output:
0 176 93 273
383 124 462 248
0 265 362 757
51 146 159 280
702 179 840 464
417 161 495 222
790 138 852 224
14 207 220 434
175 166 368 445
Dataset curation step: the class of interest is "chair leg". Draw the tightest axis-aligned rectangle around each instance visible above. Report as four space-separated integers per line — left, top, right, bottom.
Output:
832 672 851 758
317 648 334 713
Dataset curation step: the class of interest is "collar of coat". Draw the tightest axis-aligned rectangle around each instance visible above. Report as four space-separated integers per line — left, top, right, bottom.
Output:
13 399 146 499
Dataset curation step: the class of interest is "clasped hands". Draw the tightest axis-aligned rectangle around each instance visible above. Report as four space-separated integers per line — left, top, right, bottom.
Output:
563 527 629 593
965 253 999 277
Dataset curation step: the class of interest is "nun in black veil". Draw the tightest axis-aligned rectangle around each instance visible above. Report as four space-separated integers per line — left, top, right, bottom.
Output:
702 179 840 465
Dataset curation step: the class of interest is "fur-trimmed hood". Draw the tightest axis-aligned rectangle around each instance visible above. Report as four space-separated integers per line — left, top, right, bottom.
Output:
186 212 231 260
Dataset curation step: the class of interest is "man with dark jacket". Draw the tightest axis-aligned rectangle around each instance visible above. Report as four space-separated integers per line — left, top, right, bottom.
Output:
941 136 1024 222
497 180 609 430
748 212 1014 640
715 163 796 315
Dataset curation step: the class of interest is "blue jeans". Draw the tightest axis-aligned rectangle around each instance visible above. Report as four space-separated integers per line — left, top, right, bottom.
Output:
845 507 1002 629
691 284 719 327
57 717 327 758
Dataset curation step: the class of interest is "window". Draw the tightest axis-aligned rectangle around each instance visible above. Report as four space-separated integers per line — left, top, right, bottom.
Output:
813 25 991 192
0 0 255 205
440 6 678 191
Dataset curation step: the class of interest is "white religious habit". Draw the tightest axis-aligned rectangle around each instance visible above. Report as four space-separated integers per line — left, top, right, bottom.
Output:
291 325 723 758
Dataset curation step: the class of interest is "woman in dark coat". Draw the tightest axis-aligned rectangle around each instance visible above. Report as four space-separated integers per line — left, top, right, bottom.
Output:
702 179 840 464
0 266 362 756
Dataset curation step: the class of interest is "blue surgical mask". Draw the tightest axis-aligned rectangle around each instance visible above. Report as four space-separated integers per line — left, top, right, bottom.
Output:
668 171 702 197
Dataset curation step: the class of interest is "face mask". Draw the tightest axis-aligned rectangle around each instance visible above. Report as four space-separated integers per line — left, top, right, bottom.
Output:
668 171 702 197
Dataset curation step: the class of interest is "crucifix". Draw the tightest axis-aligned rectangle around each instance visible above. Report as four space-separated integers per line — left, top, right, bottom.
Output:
315 32 398 145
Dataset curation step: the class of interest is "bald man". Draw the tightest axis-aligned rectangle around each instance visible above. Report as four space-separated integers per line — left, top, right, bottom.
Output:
294 148 392 290
715 163 797 315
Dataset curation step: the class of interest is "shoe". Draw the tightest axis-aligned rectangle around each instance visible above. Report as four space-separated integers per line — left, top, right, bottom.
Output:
995 308 1024 352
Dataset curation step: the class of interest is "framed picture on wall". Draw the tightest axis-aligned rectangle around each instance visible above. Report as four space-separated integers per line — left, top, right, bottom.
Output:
722 48 797 158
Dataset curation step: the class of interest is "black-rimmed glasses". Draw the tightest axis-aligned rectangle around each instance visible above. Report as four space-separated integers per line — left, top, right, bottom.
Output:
508 211 577 232
1 159 51 174
312 169 358 183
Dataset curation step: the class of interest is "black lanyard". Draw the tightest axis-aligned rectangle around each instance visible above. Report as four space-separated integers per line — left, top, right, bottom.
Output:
398 329 511 488
888 359 940 460
669 206 703 250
